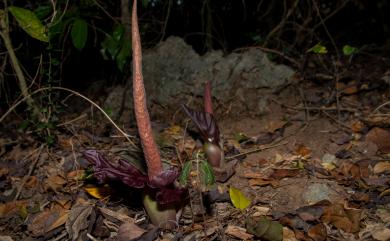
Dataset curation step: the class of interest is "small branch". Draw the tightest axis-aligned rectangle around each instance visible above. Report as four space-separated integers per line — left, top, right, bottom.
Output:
226 141 288 160
234 46 300 67
14 144 45 200
0 10 41 118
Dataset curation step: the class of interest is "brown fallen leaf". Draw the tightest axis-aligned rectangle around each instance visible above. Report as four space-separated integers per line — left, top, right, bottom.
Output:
225 225 254 240
266 120 288 133
321 202 361 233
99 207 135 223
241 171 267 179
28 208 69 237
350 120 365 133
44 175 67 192
270 169 301 180
248 178 279 187
282 227 298 241
65 204 94 241
0 167 9 178
295 144 311 158
366 127 390 153
373 161 390 174
0 200 28 217
308 223 327 241
117 221 146 241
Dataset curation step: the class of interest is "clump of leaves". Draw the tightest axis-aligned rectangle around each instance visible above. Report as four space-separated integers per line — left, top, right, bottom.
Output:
179 151 215 187
83 150 186 205
101 24 131 71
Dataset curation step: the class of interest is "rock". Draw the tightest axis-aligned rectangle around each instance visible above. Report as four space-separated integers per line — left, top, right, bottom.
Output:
105 37 295 120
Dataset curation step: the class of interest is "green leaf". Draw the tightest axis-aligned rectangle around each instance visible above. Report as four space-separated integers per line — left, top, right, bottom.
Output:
234 132 249 143
71 18 88 50
179 161 192 186
34 5 52 20
200 160 215 186
342 44 357 56
307 43 327 54
142 0 150 8
8 6 49 42
101 35 120 59
116 39 131 71
112 24 125 42
229 186 251 210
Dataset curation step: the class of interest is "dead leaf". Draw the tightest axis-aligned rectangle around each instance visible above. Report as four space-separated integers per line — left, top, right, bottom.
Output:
252 206 270 217
283 227 298 241
372 228 390 241
343 86 358 95
24 176 38 188
307 223 327 241
67 170 84 180
241 171 267 179
266 120 287 133
295 144 311 158
350 120 365 133
157 125 183 147
28 208 69 236
44 175 66 192
0 167 9 178
99 207 135 223
248 178 279 187
65 204 93 241
270 169 301 180
84 184 113 199
366 127 390 153
321 203 361 233
373 161 390 174
0 200 28 217
0 236 14 241
117 221 146 241
296 204 326 222
225 225 254 240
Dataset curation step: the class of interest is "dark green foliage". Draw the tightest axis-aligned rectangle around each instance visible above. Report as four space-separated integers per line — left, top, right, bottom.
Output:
101 24 131 71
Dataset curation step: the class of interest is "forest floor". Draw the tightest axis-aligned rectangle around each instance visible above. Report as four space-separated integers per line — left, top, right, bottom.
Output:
1 56 390 241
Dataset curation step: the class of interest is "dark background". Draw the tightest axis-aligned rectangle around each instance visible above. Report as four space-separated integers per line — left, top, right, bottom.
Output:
1 0 389 111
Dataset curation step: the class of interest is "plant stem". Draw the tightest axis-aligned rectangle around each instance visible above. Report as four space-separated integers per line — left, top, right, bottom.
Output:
132 0 163 180
0 8 41 118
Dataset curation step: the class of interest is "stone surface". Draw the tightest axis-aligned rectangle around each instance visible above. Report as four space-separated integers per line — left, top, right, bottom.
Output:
104 36 295 120
142 36 294 104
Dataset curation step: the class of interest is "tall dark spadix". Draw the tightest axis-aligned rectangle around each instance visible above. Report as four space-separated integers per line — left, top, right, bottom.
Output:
131 0 178 229
132 0 162 180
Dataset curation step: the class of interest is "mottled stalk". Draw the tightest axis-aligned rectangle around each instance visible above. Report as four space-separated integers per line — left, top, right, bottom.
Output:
132 0 162 180
132 0 177 229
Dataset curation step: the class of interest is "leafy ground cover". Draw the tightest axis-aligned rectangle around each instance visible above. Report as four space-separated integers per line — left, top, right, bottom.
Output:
1 57 390 240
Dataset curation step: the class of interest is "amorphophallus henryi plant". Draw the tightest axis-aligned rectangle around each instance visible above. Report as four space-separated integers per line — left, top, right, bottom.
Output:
84 0 186 229
182 81 237 182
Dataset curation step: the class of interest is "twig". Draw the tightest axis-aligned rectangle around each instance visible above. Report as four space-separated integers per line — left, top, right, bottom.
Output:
371 101 390 115
234 46 300 67
159 0 172 42
92 0 119 24
0 87 138 149
226 141 288 160
14 144 45 201
271 98 356 112
56 113 88 127
321 110 351 131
